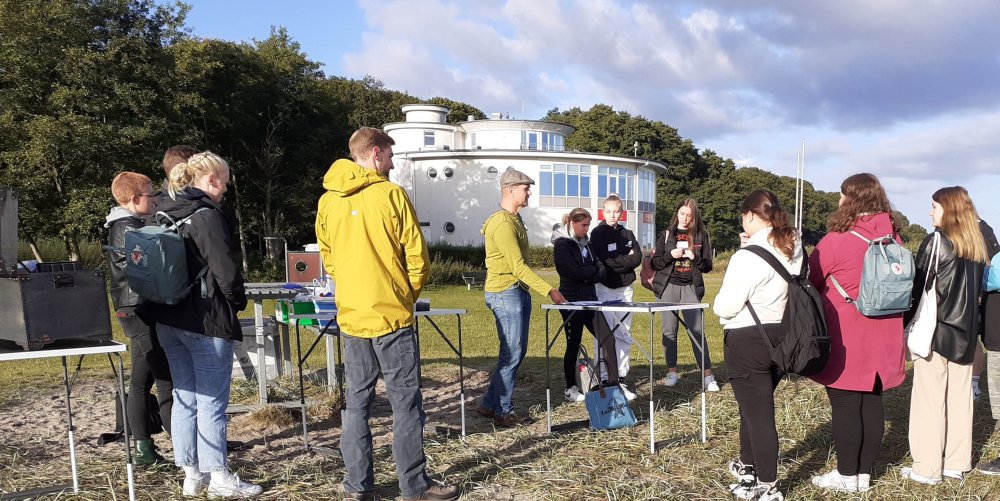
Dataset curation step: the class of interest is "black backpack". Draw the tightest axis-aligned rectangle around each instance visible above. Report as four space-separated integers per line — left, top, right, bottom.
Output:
742 245 830 376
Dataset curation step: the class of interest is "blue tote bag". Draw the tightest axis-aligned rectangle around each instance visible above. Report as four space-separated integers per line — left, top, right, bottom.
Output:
583 358 637 430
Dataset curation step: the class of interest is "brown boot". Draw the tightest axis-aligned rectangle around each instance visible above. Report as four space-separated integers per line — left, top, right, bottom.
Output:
403 483 459 501
493 413 521 427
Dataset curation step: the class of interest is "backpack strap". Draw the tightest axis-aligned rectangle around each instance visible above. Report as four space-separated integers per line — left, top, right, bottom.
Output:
739 245 801 356
830 232 896 304
155 207 213 298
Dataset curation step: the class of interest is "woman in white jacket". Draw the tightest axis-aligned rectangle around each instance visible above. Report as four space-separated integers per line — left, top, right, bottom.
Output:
714 190 802 501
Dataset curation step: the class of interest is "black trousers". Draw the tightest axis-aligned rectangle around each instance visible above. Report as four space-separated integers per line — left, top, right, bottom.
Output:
560 310 595 389
827 377 884 476
120 314 174 440
724 323 784 483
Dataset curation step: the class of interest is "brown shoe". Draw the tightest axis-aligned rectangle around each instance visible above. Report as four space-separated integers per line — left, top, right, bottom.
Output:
493 413 521 427
402 483 459 501
476 405 495 418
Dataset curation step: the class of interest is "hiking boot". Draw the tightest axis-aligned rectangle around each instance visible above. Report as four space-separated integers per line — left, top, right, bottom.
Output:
207 472 263 498
811 469 858 492
493 413 521 427
705 375 720 392
134 438 165 466
402 483 459 501
899 466 941 485
977 457 1000 475
183 474 210 497
619 382 637 401
476 405 495 418
564 385 585 403
662 372 679 387
342 490 376 501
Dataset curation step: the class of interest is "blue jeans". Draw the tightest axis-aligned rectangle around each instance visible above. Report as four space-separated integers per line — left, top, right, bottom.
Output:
481 285 532 416
341 326 430 498
157 323 233 472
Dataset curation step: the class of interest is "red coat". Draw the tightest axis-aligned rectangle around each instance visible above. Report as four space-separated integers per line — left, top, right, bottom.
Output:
807 213 906 391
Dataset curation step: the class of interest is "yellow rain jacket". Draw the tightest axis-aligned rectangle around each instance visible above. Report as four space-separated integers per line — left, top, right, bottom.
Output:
315 159 429 338
481 209 553 295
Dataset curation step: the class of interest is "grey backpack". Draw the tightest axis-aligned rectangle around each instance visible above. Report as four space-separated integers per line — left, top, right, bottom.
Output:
830 231 915 316
121 209 210 305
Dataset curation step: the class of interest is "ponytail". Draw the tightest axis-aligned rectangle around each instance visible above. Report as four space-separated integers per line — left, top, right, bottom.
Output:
741 190 796 260
562 207 591 227
166 151 230 200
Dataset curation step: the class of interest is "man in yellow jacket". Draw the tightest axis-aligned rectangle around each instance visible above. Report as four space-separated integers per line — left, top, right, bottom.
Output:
315 127 457 501
478 168 567 427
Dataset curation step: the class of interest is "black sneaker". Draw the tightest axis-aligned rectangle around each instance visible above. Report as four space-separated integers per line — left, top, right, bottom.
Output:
977 457 1000 476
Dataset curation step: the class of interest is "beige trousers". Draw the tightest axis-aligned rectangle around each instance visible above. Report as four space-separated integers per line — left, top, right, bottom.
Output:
909 351 974 479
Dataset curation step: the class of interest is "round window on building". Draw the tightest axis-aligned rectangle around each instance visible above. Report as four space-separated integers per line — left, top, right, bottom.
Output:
444 222 456 234
443 167 454 178
427 167 438 179
486 166 499 178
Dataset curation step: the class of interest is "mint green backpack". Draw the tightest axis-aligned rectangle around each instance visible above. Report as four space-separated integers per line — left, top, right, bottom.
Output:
831 232 915 317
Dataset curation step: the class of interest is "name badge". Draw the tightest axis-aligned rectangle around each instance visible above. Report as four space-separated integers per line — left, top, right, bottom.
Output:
608 243 617 252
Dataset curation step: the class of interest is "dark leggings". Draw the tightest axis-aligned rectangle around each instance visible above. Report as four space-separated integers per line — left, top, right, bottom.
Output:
827 376 884 476
120 315 174 440
560 310 595 389
725 324 784 483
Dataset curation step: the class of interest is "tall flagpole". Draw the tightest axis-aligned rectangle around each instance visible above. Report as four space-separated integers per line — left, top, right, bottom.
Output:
797 140 806 232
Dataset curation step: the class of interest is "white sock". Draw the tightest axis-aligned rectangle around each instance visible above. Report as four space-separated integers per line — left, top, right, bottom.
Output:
182 465 201 479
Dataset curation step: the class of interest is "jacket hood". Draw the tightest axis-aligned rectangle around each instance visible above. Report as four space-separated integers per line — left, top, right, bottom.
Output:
551 223 589 249
852 212 896 239
322 159 387 196
152 188 216 223
104 206 140 228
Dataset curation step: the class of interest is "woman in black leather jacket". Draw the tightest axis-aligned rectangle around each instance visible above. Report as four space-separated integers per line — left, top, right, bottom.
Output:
551 208 610 402
902 186 988 485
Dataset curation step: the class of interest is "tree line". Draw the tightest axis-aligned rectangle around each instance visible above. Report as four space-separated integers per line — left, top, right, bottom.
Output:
0 0 926 266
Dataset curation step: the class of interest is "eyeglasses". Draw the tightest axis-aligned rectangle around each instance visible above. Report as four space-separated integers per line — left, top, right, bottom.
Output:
138 193 156 198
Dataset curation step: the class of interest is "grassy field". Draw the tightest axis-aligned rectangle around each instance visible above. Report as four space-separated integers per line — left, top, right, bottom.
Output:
3 271 1000 499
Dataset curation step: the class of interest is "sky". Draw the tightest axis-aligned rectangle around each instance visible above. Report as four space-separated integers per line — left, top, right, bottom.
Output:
179 0 1000 228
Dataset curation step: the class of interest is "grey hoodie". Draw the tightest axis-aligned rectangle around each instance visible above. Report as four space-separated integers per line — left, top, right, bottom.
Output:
550 224 591 258
104 206 138 228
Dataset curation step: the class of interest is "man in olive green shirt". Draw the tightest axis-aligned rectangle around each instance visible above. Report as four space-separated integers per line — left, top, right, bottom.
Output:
478 168 566 427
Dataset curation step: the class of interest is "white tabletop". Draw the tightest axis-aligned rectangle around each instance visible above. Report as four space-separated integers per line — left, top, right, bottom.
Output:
541 301 709 313
0 340 126 362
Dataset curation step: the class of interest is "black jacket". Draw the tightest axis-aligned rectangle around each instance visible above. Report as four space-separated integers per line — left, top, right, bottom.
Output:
906 231 985 364
137 188 247 341
589 221 641 289
650 227 713 298
980 220 1000 350
552 230 606 301
105 209 144 313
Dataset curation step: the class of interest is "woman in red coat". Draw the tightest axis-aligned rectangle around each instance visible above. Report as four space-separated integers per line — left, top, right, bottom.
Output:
807 173 906 493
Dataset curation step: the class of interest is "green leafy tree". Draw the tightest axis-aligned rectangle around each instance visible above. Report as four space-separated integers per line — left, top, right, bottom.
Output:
0 0 189 260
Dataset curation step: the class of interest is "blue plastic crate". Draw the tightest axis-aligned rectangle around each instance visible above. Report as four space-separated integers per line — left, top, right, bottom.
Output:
312 297 338 330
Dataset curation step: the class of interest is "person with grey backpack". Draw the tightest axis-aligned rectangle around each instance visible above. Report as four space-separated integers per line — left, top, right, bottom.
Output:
804 174 908 493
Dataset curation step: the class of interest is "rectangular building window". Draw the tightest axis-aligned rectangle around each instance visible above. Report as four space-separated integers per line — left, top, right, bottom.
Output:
423 130 435 146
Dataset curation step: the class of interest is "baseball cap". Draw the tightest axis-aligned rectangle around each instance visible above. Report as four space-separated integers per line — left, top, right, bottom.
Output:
499 167 535 187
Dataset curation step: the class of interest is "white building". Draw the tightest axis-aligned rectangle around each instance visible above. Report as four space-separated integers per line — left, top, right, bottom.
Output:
385 104 667 248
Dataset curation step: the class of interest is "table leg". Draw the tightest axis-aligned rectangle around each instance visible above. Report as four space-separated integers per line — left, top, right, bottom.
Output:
254 300 268 404
113 353 137 501
545 311 551 434
649 313 655 454
701 309 707 443
457 315 465 438
295 322 309 450
325 334 337 395
61 356 80 494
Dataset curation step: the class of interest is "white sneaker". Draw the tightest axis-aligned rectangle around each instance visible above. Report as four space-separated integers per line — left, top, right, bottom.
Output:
619 382 637 401
183 474 210 497
899 466 941 485
811 469 858 492
943 468 965 480
729 480 782 500
207 472 263 498
727 459 756 484
662 372 679 387
564 385 585 403
857 473 871 492
705 375 720 392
